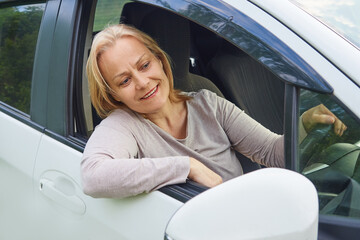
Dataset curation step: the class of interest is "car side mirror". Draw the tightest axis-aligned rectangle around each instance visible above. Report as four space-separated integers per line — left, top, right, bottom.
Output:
165 168 318 240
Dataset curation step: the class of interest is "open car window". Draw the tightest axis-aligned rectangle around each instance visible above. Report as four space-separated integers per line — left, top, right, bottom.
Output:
80 0 285 138
74 0 287 201
298 89 360 218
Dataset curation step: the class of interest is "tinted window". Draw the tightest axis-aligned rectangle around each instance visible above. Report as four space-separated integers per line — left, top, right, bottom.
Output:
93 0 129 32
298 89 360 218
0 3 45 114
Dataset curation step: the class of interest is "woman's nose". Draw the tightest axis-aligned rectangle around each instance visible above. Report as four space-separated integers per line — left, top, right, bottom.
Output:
134 73 149 90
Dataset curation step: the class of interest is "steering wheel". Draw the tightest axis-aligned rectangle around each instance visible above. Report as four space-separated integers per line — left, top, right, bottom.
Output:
299 125 333 171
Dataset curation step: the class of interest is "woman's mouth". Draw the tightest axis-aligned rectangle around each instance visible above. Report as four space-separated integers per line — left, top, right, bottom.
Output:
141 85 158 100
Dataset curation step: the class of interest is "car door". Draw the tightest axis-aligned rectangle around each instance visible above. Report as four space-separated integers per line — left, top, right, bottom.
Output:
231 0 360 239
155 0 360 238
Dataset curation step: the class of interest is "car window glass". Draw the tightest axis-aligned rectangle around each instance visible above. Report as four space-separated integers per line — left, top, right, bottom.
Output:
0 3 45 114
298 89 360 219
93 0 129 32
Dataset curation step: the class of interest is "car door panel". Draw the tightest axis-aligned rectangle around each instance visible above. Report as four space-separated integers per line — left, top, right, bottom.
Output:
0 112 42 239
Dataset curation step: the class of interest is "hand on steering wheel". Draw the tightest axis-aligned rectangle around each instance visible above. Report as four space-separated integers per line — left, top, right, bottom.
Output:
302 104 347 136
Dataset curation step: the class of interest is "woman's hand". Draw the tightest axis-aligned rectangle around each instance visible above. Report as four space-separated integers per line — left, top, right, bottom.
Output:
188 157 223 187
302 104 347 136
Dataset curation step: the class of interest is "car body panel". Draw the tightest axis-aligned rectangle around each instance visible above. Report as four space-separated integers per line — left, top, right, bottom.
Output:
0 111 42 239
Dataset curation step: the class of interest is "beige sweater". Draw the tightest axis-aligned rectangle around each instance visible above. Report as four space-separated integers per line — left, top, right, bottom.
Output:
81 90 284 198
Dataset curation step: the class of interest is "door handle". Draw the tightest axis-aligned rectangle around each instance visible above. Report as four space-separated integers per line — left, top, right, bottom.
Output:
40 178 86 215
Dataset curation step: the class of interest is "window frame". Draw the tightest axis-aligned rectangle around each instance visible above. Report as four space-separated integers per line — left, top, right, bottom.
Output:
32 0 88 151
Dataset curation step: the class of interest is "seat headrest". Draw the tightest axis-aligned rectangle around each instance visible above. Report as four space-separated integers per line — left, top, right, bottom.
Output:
140 9 191 80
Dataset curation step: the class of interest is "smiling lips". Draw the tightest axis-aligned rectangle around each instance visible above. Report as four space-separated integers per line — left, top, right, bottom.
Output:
141 85 158 100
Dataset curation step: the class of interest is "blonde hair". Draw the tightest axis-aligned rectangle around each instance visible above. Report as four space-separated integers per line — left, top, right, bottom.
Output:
86 24 190 119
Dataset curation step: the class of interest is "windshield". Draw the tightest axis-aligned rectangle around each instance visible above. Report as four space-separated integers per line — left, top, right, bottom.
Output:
290 0 360 49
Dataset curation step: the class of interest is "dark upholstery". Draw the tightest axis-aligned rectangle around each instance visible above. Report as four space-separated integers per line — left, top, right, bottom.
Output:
207 42 285 134
205 42 285 172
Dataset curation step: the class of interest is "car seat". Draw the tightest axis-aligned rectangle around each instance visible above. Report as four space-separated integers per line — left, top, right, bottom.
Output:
206 41 285 135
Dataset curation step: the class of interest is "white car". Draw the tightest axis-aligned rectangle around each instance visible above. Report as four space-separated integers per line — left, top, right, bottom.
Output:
0 0 359 239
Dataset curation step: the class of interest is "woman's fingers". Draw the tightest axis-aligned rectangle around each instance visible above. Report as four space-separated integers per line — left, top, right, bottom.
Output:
313 114 335 125
334 119 347 136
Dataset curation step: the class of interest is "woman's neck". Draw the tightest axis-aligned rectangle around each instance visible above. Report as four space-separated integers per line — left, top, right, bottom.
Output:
144 100 188 139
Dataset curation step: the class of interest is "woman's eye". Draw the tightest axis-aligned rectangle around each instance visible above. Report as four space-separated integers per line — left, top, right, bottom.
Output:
120 78 130 86
141 62 150 70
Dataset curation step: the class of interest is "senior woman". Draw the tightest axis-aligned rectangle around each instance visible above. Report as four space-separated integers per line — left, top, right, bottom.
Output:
82 24 346 198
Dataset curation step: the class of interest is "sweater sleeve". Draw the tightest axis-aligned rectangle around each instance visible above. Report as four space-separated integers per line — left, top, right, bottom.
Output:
81 124 190 198
210 91 285 168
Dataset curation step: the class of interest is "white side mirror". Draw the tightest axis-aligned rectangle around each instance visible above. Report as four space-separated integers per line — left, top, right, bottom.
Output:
165 168 318 240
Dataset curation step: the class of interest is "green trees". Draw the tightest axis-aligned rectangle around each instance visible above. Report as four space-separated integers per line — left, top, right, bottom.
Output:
0 5 44 114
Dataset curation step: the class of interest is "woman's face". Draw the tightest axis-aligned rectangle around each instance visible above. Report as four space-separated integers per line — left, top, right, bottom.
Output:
98 36 170 115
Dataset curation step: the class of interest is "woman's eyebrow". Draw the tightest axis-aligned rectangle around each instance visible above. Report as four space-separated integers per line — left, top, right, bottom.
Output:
135 53 147 66
111 71 127 83
111 53 147 82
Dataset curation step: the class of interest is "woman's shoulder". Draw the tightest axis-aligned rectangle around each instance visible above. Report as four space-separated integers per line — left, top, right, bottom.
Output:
97 108 140 131
186 89 224 108
187 89 219 102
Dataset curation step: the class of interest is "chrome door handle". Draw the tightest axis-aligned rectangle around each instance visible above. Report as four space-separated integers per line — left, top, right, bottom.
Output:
39 178 86 215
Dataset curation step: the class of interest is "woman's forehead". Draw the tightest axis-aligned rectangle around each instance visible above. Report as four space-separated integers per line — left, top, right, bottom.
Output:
98 37 158 81
100 38 141 62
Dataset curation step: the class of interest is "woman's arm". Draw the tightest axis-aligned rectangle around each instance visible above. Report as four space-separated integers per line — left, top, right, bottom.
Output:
188 157 223 187
81 125 190 198
214 93 284 168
